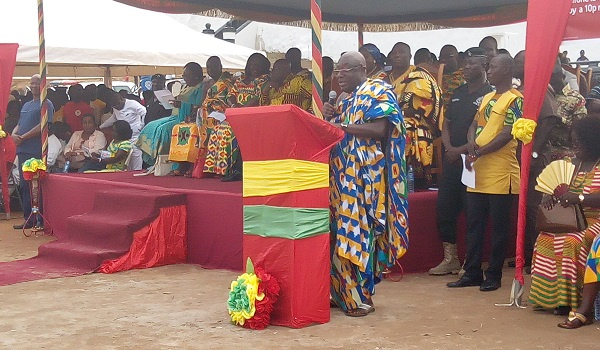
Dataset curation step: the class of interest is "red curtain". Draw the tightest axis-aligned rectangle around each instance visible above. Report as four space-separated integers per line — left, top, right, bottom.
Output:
0 43 19 217
516 0 572 284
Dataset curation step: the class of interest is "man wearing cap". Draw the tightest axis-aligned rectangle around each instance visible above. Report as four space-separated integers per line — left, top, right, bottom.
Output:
448 53 523 291
144 74 171 125
430 48 493 275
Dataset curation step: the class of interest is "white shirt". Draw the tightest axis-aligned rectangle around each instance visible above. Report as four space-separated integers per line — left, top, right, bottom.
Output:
48 134 66 167
563 69 579 91
100 99 146 142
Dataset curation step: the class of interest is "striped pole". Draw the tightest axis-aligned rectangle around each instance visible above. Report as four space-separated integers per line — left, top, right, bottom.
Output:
38 0 48 165
357 23 364 47
310 0 324 119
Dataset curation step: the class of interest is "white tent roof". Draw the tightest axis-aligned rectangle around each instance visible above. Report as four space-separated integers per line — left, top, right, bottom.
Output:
1 0 261 77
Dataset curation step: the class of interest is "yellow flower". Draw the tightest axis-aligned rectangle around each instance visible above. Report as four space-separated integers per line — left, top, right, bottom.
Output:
0 125 6 138
22 158 47 173
511 118 537 145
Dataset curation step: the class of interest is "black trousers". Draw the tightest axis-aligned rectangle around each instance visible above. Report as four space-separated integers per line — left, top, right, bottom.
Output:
436 157 467 244
464 192 514 282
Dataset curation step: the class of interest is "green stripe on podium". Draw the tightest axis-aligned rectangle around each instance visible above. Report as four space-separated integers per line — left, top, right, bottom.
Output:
244 205 330 239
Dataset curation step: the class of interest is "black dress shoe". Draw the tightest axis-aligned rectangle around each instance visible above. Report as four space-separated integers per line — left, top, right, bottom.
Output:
479 280 501 292
13 223 33 230
447 275 483 288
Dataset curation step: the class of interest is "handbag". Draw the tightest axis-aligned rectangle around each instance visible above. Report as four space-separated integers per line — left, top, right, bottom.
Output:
535 203 587 234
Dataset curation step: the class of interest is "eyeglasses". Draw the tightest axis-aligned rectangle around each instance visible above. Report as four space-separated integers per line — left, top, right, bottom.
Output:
332 66 364 75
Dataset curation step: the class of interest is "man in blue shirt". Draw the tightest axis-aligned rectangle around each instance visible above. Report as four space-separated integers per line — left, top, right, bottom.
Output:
12 74 54 229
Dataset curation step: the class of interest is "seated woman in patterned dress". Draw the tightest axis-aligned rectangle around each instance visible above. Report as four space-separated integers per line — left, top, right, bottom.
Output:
203 53 270 179
530 117 600 316
136 62 206 166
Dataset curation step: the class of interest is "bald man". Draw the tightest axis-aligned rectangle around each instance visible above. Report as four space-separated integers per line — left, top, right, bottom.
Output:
324 51 409 317
12 74 55 230
448 54 523 291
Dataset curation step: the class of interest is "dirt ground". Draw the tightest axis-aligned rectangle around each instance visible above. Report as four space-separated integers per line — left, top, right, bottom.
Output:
0 219 598 350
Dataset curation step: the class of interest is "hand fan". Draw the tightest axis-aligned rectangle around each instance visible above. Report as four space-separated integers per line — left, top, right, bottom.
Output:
535 159 576 196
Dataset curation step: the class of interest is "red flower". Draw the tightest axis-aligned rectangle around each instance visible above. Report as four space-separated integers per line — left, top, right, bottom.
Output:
243 267 280 330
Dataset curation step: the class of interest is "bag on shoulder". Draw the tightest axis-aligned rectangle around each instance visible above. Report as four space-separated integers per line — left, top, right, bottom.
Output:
536 203 587 234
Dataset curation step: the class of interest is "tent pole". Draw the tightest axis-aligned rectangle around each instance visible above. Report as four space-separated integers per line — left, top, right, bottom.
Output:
104 66 112 88
310 0 323 118
37 0 49 166
358 23 364 47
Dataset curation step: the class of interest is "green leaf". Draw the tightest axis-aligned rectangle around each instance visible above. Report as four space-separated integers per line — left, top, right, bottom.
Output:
246 257 255 274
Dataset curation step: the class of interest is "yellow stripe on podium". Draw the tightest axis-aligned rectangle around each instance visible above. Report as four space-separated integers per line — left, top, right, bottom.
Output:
243 159 329 197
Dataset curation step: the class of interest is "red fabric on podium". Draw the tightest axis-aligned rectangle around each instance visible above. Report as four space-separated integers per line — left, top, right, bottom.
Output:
227 104 342 162
243 234 330 328
228 105 343 328
98 205 187 273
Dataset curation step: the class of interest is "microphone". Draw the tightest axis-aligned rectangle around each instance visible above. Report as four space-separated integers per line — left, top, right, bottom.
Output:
328 90 337 105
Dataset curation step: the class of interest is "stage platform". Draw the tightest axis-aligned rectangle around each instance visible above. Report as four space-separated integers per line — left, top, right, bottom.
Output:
43 172 243 271
43 173 515 274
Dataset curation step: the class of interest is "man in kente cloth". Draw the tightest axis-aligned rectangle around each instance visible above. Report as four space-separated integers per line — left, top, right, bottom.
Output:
324 51 409 317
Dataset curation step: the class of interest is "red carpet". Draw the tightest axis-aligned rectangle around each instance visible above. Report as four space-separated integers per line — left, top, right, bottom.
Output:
0 189 186 286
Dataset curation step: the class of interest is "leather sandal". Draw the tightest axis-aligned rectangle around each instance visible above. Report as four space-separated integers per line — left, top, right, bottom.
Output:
557 311 593 329
344 304 375 317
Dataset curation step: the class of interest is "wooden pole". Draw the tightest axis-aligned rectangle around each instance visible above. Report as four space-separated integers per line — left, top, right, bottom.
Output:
37 0 48 165
358 23 364 47
310 0 323 118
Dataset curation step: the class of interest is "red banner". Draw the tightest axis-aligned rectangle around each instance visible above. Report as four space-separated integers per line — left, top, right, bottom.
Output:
565 1 600 40
0 43 19 216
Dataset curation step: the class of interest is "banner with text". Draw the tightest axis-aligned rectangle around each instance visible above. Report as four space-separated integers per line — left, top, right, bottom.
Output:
565 0 600 40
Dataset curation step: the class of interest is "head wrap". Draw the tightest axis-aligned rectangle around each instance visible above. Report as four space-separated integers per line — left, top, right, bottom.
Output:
360 43 385 67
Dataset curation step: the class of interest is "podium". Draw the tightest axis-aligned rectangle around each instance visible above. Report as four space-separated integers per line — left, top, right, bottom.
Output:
227 105 344 328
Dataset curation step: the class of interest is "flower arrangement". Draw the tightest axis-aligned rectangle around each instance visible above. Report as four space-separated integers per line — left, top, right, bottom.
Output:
22 158 47 181
511 118 537 145
227 258 280 330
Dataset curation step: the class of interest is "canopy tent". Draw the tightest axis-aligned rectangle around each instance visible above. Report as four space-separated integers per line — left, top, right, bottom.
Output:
0 0 261 78
116 0 528 27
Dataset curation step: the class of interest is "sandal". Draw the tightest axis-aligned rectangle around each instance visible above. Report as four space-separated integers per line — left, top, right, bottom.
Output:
557 311 593 329
344 304 375 317
330 299 339 308
168 170 183 176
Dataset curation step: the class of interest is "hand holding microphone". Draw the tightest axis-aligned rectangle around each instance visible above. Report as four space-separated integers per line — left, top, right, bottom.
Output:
323 91 337 120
